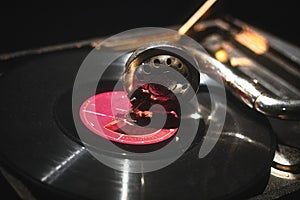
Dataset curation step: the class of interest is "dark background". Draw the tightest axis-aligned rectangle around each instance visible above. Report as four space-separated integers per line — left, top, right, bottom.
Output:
0 0 300 199
0 0 299 54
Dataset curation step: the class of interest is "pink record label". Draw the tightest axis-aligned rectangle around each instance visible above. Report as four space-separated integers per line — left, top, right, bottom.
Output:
79 91 178 145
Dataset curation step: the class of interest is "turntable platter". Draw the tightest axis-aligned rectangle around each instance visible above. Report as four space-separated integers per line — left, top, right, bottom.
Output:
0 45 275 199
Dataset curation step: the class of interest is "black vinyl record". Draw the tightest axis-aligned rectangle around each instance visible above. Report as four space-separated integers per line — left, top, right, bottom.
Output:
0 46 276 200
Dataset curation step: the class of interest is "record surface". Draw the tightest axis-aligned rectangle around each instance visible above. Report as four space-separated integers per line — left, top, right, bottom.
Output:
0 47 276 199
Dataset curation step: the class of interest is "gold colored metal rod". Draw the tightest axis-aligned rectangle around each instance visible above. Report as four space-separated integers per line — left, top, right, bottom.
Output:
178 0 218 35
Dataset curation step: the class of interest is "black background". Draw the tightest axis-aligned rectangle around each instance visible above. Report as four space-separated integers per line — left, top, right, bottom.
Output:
0 0 299 54
0 0 300 199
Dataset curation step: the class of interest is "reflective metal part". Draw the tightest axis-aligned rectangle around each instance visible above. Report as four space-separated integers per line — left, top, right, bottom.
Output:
123 42 200 101
193 19 300 120
197 51 261 108
271 144 300 180
255 96 300 120
198 51 300 120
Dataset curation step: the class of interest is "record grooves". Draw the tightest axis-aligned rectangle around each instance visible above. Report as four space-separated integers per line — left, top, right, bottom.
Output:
0 47 276 200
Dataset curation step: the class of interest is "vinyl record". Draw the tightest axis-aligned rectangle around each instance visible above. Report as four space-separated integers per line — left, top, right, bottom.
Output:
0 46 276 200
